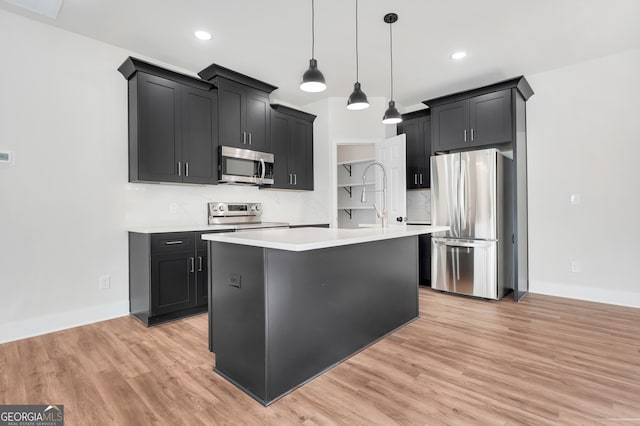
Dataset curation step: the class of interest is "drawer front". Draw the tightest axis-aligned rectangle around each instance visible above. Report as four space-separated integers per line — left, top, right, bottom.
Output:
151 232 195 254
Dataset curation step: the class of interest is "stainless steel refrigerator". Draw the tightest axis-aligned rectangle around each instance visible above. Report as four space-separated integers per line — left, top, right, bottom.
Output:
430 148 513 299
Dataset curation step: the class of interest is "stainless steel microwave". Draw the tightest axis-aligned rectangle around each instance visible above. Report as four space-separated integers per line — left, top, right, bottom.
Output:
218 146 274 185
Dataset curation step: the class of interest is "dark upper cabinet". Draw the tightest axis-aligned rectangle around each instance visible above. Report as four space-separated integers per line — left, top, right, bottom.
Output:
469 90 512 147
269 105 315 190
426 77 534 153
217 80 270 151
119 57 218 185
198 63 277 153
181 86 218 184
136 72 182 183
246 90 271 151
431 91 511 152
398 110 431 189
432 99 468 151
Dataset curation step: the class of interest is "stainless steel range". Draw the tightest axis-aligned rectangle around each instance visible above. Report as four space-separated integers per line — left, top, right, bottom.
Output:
207 202 289 230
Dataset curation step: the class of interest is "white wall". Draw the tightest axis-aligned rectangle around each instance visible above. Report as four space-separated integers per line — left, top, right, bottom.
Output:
0 9 331 343
527 48 640 307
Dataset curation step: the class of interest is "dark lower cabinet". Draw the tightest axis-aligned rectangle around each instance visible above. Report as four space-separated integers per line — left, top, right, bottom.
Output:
268 105 315 190
418 234 432 285
398 110 431 189
129 231 211 326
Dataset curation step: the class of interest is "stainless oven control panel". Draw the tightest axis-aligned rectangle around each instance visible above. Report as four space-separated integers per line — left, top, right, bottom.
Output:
208 202 262 218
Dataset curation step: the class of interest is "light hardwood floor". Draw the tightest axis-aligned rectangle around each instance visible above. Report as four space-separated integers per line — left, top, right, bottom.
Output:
1 288 639 425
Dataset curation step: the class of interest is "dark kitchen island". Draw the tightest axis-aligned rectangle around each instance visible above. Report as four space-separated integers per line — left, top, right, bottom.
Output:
202 225 447 405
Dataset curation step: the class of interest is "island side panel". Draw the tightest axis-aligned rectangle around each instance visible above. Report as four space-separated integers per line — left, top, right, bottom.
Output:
264 236 419 403
208 241 267 402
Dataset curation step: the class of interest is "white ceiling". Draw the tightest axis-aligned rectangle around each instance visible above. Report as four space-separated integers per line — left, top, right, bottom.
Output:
2 0 640 108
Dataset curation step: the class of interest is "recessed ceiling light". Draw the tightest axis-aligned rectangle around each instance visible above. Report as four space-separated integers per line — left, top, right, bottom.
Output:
451 51 467 60
194 30 212 41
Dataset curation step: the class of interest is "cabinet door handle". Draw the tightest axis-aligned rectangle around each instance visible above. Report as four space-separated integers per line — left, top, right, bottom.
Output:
293 174 297 186
420 174 423 185
198 256 203 272
185 162 189 177
242 132 246 144
289 173 292 185
177 161 181 176
414 174 418 185
189 257 195 273
248 133 252 145
464 130 467 142
471 128 474 141
164 240 183 245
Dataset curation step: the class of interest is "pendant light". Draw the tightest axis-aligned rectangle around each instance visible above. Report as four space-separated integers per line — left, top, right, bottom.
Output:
300 0 326 92
382 13 402 124
347 0 369 110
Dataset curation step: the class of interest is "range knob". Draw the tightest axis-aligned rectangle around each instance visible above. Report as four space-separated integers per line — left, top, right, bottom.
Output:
218 204 225 212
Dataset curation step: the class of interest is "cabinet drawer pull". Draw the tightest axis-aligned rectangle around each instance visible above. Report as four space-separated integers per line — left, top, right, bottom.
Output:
471 128 474 141
242 132 246 144
293 174 297 186
414 174 418 185
185 162 189 177
248 133 252 145
189 257 195 273
177 161 181 176
464 130 467 142
419 174 423 185
289 174 292 185
198 256 203 272
164 240 183 245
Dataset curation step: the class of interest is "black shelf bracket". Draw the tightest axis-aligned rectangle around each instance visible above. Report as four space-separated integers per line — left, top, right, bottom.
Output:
342 164 352 176
342 209 353 219
342 186 352 198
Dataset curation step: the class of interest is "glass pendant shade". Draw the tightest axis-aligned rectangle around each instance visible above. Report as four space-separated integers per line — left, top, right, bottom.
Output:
382 100 402 124
347 82 369 110
300 59 326 92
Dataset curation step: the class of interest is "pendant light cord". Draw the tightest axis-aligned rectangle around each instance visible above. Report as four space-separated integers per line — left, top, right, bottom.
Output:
311 0 315 59
355 0 359 82
389 22 393 99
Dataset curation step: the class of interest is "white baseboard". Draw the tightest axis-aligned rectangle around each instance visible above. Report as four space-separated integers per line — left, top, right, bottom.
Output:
0 301 129 344
530 280 640 308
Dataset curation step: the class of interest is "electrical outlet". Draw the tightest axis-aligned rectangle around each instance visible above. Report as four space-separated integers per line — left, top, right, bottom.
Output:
570 261 581 273
99 275 111 289
570 193 581 205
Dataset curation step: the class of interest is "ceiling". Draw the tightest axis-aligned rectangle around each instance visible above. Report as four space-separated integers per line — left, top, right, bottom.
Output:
2 0 640 109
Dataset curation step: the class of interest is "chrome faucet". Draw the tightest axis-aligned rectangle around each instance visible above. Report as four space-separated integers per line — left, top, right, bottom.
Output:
360 162 388 228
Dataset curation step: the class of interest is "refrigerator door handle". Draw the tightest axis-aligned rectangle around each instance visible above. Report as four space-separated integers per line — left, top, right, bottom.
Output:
433 238 494 249
459 160 466 233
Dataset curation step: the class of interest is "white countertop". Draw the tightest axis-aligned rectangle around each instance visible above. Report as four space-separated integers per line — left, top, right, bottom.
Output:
201 225 449 252
128 223 330 234
128 224 237 234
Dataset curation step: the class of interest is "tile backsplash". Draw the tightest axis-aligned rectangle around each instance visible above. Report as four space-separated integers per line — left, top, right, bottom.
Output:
407 189 431 222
